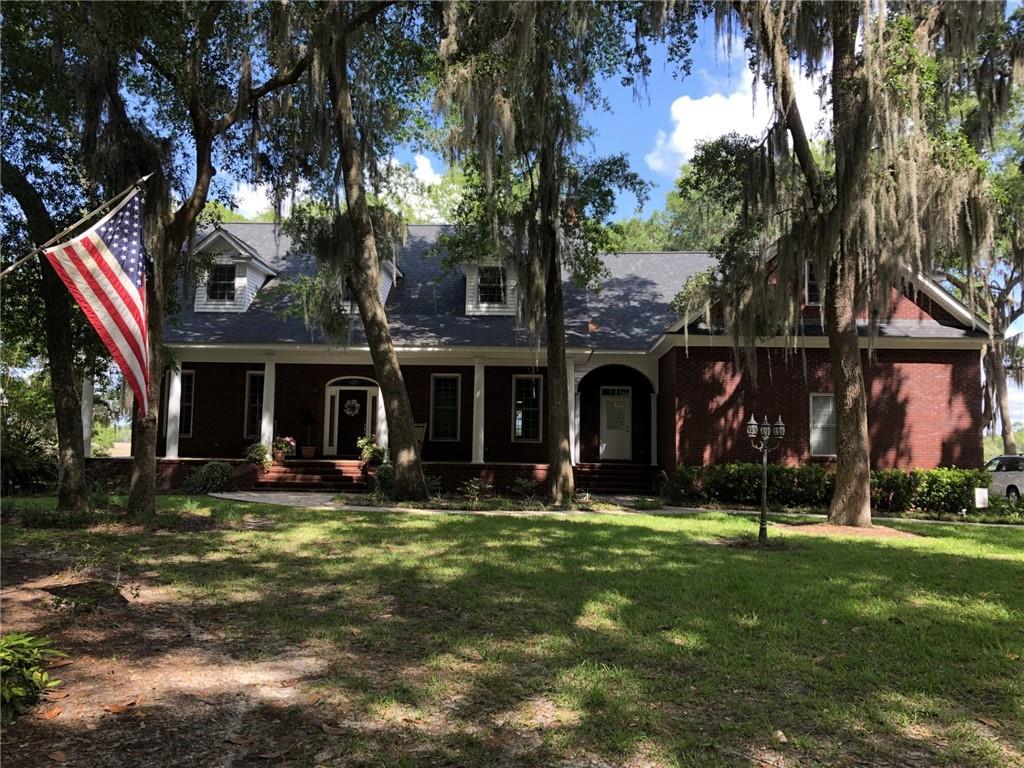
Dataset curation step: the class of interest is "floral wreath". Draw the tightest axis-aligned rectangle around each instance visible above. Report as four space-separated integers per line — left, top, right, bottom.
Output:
343 398 361 417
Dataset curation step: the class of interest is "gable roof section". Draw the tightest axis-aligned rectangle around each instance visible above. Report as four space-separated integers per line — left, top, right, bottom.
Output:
167 223 984 350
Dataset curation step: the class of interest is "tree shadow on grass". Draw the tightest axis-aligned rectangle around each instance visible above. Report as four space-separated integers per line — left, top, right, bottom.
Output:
3 507 1022 767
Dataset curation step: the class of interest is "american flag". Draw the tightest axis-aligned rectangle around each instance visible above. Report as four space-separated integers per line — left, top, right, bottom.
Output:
44 190 150 416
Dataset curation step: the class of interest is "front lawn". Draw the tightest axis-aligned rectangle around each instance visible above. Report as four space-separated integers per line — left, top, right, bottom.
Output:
2 496 1022 767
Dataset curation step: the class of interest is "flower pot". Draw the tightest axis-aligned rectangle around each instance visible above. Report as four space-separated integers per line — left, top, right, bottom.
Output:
300 446 316 459
273 450 286 462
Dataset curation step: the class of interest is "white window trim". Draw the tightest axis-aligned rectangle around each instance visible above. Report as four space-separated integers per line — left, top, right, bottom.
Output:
429 373 461 442
511 374 544 443
179 370 195 438
244 371 265 440
805 262 821 307
809 392 836 457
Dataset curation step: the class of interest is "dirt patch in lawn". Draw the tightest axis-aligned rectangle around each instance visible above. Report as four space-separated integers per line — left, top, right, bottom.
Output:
778 522 922 539
0 547 328 768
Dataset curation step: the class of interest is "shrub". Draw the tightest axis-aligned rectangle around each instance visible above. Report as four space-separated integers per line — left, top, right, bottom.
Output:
667 464 701 503
356 436 387 466
1 633 65 725
871 469 919 514
459 477 493 503
911 467 989 515
181 461 233 494
703 463 762 505
425 475 445 496
372 463 395 496
633 496 663 510
509 477 539 499
245 443 272 472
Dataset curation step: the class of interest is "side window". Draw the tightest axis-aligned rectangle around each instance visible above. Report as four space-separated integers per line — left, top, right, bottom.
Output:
809 393 836 456
512 375 543 442
179 371 195 438
244 372 265 440
429 374 460 441
207 263 237 301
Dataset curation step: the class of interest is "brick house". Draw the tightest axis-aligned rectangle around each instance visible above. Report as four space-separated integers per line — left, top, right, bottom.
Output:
142 222 986 492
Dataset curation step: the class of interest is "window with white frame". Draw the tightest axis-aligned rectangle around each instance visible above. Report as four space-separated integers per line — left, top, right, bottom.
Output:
244 372 265 439
207 263 237 301
805 262 821 306
478 266 507 305
179 371 195 438
429 374 460 441
809 393 836 456
512 375 543 442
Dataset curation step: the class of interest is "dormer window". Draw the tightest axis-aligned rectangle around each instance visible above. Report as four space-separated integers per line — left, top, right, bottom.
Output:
207 264 237 301
478 266 507 305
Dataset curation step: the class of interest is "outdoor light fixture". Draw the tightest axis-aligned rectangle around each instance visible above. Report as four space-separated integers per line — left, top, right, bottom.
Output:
0 389 7 409
746 412 786 545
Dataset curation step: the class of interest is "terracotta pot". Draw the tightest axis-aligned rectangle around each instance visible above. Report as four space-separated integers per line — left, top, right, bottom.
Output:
300 446 316 459
273 450 286 462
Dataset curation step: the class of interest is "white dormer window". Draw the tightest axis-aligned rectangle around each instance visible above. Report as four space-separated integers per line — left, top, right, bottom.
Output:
207 264 237 301
465 259 516 315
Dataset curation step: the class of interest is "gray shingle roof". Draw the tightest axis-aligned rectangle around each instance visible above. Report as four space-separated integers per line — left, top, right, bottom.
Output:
166 223 979 348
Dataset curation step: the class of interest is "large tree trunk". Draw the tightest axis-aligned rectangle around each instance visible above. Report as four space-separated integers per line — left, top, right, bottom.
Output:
986 342 1018 455
331 35 428 501
539 145 574 505
827 2 872 526
1 160 89 512
126 284 164 516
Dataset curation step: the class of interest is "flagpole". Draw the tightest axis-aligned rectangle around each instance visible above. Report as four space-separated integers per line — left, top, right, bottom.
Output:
0 172 154 280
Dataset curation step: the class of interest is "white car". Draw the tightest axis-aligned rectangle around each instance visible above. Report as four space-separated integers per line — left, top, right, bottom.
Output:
986 455 1024 503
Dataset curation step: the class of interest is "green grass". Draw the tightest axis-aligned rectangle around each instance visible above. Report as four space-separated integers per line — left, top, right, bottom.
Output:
985 429 1024 461
4 495 1023 766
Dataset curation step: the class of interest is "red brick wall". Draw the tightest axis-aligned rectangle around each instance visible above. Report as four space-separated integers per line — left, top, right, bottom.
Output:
577 364 653 464
174 362 262 458
484 366 549 463
664 346 983 470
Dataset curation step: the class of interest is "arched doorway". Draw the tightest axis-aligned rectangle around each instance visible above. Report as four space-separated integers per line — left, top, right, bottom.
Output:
576 364 655 464
322 377 386 457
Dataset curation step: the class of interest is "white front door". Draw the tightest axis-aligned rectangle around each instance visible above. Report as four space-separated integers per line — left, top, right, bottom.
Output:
600 387 631 460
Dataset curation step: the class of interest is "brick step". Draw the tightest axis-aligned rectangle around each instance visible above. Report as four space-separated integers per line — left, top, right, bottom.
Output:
254 483 361 491
263 467 365 478
259 474 360 484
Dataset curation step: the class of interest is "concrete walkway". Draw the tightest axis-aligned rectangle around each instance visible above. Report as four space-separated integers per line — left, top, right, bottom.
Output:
209 491 1020 527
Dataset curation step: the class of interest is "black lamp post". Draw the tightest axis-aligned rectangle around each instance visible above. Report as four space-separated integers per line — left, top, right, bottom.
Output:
746 414 786 545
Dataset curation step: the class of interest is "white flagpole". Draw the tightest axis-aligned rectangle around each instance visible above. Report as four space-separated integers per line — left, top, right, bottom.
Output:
0 172 154 280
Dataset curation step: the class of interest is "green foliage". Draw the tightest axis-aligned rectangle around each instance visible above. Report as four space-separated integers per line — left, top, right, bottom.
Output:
633 496 663 511
372 463 396 497
13 505 101 529
672 463 990 516
1 633 65 725
356 436 387 466
181 462 234 495
459 478 494 504
0 366 57 494
509 477 539 499
272 436 296 456
245 443 272 472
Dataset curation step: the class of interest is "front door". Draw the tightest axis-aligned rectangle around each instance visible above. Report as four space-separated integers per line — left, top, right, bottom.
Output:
599 387 631 460
336 389 369 457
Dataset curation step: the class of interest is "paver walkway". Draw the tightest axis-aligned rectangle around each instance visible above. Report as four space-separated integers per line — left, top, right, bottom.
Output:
210 491 1018 527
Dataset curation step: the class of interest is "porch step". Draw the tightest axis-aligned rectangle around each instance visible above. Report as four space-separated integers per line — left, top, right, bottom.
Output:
574 463 661 495
254 459 371 491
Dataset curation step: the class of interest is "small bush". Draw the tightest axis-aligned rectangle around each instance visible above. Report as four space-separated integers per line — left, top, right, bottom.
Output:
509 477 539 499
425 475 445 496
356 436 387 466
703 463 762 505
372 463 395 496
633 496 663 511
245 443 272 472
181 461 233 494
1 633 66 725
871 469 919 514
667 464 700 503
459 477 493 503
911 467 989 515
987 496 1024 522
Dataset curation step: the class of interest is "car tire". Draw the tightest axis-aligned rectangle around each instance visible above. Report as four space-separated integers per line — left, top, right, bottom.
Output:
1008 486 1021 504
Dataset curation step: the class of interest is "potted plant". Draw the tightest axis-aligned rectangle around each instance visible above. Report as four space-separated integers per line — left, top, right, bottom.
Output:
272 436 296 463
300 411 317 459
245 443 272 473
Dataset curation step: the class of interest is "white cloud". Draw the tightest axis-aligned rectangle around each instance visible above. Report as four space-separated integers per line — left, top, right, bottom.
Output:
645 69 830 176
233 182 274 219
412 154 443 186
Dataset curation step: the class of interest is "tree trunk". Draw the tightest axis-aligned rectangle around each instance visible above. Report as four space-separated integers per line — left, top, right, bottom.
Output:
825 256 872 526
331 35 428 501
987 342 1018 455
826 2 872 527
0 160 90 512
125 281 164 516
539 145 574 505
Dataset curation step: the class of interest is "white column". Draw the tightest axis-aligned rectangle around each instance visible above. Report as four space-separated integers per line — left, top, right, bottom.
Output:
376 388 389 452
566 356 577 465
260 361 276 448
81 375 94 458
165 369 181 459
472 357 486 463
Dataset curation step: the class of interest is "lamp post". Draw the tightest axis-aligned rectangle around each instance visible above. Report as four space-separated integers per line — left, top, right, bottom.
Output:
746 414 786 545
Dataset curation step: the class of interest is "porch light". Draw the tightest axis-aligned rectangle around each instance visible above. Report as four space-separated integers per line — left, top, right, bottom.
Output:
746 415 759 439
772 416 786 439
759 416 771 439
745 410 786 546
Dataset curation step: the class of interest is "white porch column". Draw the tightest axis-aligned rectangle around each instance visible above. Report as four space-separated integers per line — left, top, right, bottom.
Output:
650 393 658 466
566 356 577 465
165 369 181 459
260 361 276 448
81 375 94 458
376 389 389 452
472 357 485 464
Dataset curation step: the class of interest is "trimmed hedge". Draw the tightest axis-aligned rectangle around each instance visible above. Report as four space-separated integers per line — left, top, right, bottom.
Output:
181 461 234 494
669 462 991 516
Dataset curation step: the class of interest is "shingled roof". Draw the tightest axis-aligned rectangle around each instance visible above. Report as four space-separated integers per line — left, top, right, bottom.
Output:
166 223 717 350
